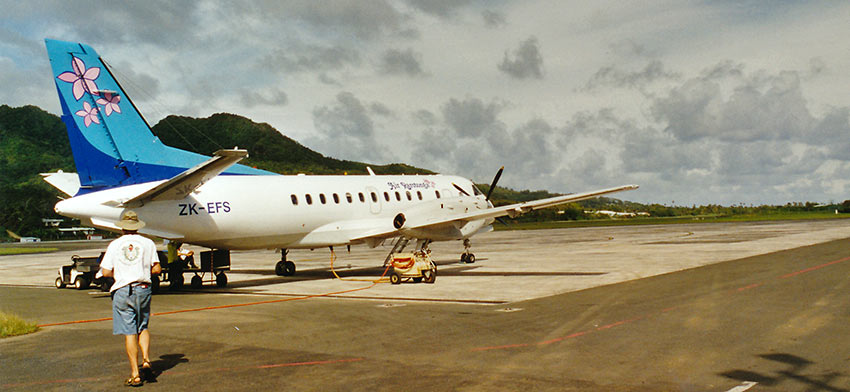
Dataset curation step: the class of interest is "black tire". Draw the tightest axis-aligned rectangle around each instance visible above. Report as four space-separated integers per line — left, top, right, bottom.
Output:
283 261 296 276
276 260 296 276
460 253 468 263
216 273 228 287
424 268 436 284
55 277 65 289
390 273 401 285
412 277 423 283
191 275 203 289
74 276 89 290
467 254 475 264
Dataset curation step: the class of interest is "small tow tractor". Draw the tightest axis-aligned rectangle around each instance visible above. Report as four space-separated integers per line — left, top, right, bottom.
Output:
55 253 114 291
389 251 437 284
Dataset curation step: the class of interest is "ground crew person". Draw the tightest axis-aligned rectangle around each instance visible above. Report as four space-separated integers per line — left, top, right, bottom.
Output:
100 211 161 387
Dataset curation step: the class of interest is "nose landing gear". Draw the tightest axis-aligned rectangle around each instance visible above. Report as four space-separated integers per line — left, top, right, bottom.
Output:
275 249 296 276
460 238 475 263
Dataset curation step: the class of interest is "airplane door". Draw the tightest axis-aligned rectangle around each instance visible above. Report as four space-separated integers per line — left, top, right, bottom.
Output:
366 186 381 214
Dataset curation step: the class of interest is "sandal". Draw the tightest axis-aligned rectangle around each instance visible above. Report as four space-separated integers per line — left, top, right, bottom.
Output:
124 376 143 387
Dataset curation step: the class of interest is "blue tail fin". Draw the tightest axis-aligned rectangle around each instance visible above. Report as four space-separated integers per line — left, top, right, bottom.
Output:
45 39 271 195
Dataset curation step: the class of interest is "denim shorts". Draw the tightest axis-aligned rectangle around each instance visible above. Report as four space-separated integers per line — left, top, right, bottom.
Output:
112 284 151 335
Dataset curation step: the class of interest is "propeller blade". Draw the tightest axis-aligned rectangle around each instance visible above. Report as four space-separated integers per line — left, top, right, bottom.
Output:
485 166 504 201
452 182 471 197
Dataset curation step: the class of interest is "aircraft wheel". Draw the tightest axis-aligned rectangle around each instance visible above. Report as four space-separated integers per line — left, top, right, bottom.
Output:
74 276 89 290
55 277 65 289
467 253 476 264
460 253 468 263
191 275 203 289
390 273 401 285
216 272 228 287
276 261 296 276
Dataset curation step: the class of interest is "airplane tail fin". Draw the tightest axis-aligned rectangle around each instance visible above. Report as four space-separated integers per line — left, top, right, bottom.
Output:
44 39 270 195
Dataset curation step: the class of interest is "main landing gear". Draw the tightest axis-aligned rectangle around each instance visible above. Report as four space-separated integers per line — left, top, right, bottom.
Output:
460 238 476 263
275 249 296 276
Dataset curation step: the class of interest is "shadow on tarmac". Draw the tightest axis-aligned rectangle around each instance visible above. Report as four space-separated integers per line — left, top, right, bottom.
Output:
720 353 847 391
146 353 189 383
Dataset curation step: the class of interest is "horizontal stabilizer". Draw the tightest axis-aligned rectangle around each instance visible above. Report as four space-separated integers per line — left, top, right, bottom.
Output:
41 171 81 197
122 149 248 207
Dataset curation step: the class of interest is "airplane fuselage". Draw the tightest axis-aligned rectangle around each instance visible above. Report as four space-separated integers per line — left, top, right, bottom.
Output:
56 174 493 250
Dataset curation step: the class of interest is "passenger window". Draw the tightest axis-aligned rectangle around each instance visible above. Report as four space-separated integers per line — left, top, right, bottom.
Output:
346 193 353 203
305 194 313 205
435 190 441 199
319 194 327 204
406 191 412 201
291 194 298 205
384 192 390 202
395 191 401 201
333 193 340 204
359 192 365 202
417 191 422 200
371 192 378 202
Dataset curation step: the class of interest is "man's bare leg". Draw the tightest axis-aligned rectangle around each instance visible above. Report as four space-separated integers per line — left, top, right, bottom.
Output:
139 329 151 365
124 334 140 378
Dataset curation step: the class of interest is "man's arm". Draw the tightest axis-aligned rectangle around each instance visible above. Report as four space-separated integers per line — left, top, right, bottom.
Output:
101 268 114 278
151 262 162 275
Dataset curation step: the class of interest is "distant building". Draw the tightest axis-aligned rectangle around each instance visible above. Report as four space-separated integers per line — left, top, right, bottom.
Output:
585 210 650 218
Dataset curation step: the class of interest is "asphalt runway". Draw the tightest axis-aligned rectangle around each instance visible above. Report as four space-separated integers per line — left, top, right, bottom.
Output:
2 220 850 391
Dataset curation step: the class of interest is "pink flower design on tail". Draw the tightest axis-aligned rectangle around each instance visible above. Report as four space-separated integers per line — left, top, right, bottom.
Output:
75 102 100 127
57 56 100 100
96 92 121 116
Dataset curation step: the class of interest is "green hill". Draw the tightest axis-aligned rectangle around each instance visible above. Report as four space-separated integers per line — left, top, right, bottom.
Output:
151 113 430 175
0 105 74 239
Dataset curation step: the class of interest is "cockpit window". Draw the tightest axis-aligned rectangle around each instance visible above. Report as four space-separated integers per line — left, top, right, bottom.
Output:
472 184 484 196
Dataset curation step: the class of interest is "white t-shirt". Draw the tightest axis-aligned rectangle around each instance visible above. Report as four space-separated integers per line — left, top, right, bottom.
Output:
101 234 159 293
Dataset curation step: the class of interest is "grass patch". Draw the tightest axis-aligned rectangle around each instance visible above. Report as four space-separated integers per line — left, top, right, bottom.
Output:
497 212 850 231
0 311 39 338
0 247 59 256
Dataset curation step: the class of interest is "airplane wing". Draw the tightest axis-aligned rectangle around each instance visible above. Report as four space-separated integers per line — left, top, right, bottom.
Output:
121 149 248 207
350 184 639 242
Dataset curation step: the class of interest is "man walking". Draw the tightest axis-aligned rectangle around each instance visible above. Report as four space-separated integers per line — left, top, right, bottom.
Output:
100 211 161 387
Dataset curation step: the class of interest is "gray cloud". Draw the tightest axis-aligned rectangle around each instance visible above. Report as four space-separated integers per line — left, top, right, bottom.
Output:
441 97 506 138
239 88 289 108
309 92 390 163
225 0 410 41
652 69 815 143
405 0 474 18
498 36 544 80
482 10 507 28
582 60 680 91
261 44 361 74
378 48 426 77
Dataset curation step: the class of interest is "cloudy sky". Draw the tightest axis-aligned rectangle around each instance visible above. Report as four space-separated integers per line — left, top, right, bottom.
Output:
2 1 850 206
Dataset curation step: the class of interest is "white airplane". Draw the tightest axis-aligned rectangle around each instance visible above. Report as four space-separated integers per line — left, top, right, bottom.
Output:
42 39 638 283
